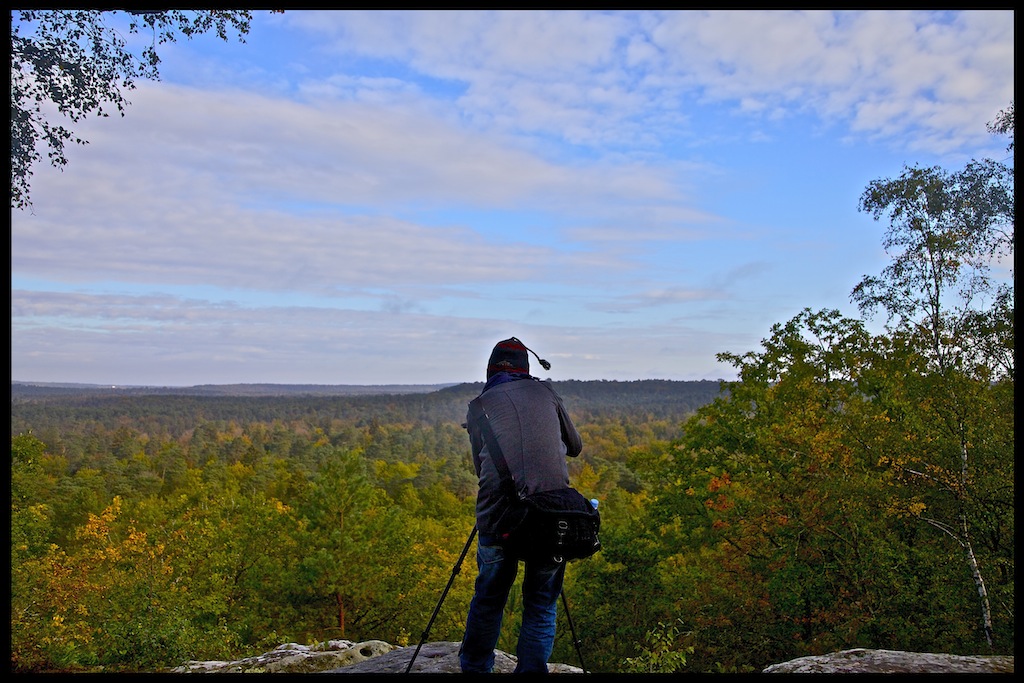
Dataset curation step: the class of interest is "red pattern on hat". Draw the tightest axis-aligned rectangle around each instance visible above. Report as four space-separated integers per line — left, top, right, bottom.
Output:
486 338 530 378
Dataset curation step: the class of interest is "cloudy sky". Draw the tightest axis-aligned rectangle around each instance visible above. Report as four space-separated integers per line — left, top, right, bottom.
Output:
11 10 1014 386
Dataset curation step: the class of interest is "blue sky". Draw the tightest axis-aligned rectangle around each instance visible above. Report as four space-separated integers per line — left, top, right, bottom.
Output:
11 10 1014 386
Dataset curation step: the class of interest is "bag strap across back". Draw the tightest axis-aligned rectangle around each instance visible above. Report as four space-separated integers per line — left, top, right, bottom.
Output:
468 397 521 502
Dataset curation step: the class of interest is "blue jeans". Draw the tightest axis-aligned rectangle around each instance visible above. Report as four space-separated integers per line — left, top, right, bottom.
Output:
459 534 566 673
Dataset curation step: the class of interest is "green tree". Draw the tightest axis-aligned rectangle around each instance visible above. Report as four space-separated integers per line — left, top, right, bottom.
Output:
11 432 49 508
857 331 1014 650
854 159 1013 375
646 306 1008 669
11 433 59 575
658 310 906 669
297 447 406 639
558 486 677 672
141 470 304 656
852 106 1014 649
986 101 1014 152
622 619 694 673
11 9 257 209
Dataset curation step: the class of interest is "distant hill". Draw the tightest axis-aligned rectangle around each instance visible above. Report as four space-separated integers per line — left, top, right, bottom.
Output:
11 379 726 436
10 381 457 398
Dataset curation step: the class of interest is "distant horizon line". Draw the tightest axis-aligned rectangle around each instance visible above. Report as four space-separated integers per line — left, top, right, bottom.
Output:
12 378 726 388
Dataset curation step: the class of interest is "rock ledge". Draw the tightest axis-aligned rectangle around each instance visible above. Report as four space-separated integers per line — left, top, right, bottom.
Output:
170 641 1013 674
762 648 1014 674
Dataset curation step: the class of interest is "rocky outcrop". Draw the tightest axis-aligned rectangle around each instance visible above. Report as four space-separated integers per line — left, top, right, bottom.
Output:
170 641 1012 674
325 641 584 674
169 640 583 674
169 640 398 674
762 648 1014 674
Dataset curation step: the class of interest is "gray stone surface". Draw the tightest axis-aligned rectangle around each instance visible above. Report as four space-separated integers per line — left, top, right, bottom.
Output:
170 640 396 674
762 648 1014 674
323 641 583 674
169 640 1013 674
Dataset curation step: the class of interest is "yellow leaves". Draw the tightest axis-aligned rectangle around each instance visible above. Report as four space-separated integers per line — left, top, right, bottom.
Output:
571 460 602 494
79 495 121 541
395 628 410 648
884 496 927 518
226 460 255 482
126 527 147 546
373 459 421 483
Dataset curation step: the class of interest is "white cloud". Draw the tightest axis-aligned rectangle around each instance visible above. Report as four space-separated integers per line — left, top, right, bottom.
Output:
271 10 1013 157
14 81 707 294
11 10 1011 386
11 288 742 385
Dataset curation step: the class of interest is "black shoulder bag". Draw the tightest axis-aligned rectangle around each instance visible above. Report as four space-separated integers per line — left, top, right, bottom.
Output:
469 397 601 564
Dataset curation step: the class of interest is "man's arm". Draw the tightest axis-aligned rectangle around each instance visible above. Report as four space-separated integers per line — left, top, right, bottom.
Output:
465 402 485 476
557 402 583 458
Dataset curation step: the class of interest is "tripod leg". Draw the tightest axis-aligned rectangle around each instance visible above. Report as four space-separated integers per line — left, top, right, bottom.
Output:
560 587 587 673
404 525 478 674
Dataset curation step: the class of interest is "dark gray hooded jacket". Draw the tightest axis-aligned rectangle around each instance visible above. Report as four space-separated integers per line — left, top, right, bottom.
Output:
466 376 583 535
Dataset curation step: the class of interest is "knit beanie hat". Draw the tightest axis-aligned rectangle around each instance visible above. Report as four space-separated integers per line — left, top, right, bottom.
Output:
486 337 551 379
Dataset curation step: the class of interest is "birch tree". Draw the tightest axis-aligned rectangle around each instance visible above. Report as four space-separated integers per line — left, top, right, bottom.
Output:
851 104 1014 649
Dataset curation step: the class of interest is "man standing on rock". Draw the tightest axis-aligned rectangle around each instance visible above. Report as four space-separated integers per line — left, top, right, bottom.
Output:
459 337 583 674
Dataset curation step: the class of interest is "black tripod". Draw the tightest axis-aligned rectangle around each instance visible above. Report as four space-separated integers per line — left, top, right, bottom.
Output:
404 525 589 674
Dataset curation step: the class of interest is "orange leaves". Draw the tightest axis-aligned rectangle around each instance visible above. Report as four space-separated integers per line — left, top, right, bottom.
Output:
702 472 737 518
701 471 736 510
707 472 732 492
704 494 734 513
